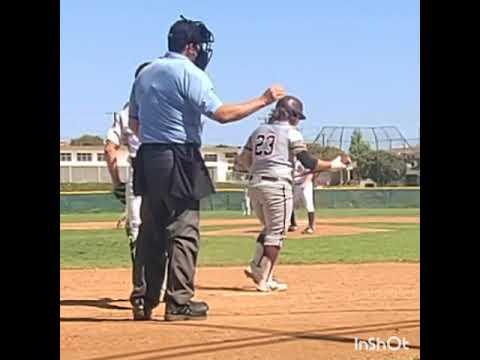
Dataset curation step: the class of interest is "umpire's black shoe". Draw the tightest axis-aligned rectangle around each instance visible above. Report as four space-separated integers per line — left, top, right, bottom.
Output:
132 298 152 321
164 300 209 321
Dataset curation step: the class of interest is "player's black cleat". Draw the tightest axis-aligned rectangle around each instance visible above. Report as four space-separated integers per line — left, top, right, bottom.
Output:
164 300 209 321
132 298 152 321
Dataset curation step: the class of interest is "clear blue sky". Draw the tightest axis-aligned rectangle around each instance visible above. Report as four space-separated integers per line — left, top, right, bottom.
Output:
60 0 419 145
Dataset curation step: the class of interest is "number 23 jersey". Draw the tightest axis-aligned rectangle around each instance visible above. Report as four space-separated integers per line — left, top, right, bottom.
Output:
243 121 308 180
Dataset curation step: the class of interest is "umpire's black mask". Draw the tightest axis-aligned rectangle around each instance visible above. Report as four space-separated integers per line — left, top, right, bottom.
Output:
168 15 214 70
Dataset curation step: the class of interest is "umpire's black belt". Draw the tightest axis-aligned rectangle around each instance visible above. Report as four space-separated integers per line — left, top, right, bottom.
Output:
247 175 292 185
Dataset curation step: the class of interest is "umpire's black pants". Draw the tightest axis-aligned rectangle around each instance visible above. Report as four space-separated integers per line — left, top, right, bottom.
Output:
132 146 200 308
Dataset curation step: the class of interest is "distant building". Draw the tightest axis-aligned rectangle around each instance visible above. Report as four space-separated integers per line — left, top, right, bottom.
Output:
201 145 242 182
60 144 126 183
60 141 242 184
390 143 420 186
389 144 420 161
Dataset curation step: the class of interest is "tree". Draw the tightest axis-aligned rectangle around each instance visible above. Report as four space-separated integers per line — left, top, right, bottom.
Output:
348 130 372 183
358 150 407 185
306 143 346 160
349 130 371 159
70 134 104 146
347 131 406 185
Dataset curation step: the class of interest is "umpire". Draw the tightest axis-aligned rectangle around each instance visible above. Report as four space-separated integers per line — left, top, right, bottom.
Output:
128 15 285 321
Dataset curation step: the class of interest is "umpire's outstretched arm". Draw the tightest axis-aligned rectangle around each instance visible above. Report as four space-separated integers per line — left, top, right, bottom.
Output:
212 85 285 123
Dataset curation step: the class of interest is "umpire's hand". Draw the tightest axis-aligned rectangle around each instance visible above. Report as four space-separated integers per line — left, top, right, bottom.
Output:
262 85 286 105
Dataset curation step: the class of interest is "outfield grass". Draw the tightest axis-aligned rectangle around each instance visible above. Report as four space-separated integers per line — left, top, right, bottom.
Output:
60 211 256 223
60 208 420 223
60 222 419 268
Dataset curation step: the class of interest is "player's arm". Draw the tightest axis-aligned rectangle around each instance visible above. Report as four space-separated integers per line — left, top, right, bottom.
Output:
129 116 139 137
290 129 350 172
235 148 253 171
104 115 125 187
104 140 122 187
296 151 349 172
104 136 127 204
128 81 140 136
235 136 253 171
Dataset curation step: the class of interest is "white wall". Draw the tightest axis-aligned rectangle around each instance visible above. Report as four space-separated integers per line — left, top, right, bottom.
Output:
203 151 238 182
60 146 239 183
60 148 130 167
60 147 129 183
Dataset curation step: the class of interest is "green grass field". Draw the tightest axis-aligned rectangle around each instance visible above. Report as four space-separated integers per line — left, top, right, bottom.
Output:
60 209 419 269
60 208 419 223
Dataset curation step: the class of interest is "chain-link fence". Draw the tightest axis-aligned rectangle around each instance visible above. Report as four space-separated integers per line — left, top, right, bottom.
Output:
311 126 420 186
60 188 419 214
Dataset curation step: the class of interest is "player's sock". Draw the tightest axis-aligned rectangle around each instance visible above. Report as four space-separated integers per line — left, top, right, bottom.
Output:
255 256 273 291
263 245 280 282
252 241 264 267
290 211 297 227
267 256 279 283
307 212 315 229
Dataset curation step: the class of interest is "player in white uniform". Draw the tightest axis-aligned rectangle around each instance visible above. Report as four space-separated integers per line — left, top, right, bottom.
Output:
290 160 316 234
104 62 168 312
104 102 148 296
235 96 350 292
242 185 252 216
105 103 142 253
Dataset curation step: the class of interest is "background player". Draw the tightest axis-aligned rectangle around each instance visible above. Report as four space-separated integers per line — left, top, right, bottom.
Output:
105 101 142 264
242 177 252 216
289 160 316 234
235 95 350 292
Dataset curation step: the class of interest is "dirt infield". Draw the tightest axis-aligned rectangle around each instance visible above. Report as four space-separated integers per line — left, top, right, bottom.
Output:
60 216 419 234
201 216 420 226
60 263 419 360
202 224 390 237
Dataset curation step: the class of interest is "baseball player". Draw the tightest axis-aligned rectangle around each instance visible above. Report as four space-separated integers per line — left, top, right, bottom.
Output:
235 95 350 292
290 160 316 234
242 182 252 216
104 62 168 310
105 102 142 261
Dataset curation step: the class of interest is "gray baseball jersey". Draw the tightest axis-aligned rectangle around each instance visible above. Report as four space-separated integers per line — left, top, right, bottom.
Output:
242 121 308 180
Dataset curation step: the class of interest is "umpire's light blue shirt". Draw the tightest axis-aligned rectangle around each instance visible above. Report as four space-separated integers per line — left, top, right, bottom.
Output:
129 52 223 146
